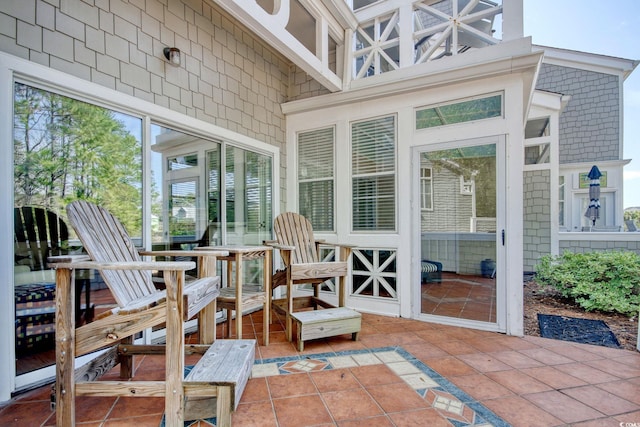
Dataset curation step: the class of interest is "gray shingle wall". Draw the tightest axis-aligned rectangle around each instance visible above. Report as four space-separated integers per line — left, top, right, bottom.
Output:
536 63 620 163
0 0 293 207
560 240 640 255
421 167 473 232
523 170 551 272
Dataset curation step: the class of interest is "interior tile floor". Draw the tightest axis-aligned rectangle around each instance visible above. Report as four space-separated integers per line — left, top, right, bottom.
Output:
2 310 639 427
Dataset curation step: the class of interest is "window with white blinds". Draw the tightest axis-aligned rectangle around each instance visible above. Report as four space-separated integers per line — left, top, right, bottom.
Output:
351 116 396 231
297 127 335 231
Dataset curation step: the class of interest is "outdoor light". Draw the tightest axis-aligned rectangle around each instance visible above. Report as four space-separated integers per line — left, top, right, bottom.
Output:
163 47 180 66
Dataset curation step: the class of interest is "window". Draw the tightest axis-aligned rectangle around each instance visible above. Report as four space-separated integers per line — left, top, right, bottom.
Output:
298 127 335 231
421 167 433 210
415 94 502 129
351 116 396 231
13 83 143 237
525 117 551 165
168 153 198 170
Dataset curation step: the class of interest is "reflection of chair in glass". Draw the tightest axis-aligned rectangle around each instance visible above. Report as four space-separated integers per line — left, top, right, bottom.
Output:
51 201 254 426
13 206 91 354
267 212 361 350
421 260 442 283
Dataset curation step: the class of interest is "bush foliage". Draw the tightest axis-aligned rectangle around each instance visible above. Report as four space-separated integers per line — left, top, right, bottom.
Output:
535 251 640 317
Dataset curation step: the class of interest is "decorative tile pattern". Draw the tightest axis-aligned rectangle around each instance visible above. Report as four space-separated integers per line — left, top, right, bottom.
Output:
163 347 510 427
252 346 511 427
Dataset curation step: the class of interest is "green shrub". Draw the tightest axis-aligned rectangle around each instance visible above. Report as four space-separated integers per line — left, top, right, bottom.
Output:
535 250 640 317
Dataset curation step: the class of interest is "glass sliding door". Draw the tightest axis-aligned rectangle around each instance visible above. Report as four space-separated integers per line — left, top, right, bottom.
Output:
418 141 498 324
225 146 273 246
13 83 141 376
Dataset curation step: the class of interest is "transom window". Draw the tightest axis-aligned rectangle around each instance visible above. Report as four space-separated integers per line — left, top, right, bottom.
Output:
416 94 502 129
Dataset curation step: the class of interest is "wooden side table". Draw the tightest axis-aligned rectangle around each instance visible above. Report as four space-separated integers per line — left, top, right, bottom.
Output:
198 245 273 345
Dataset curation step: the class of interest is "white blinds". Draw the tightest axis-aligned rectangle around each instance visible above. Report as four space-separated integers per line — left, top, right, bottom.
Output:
351 116 396 231
298 127 335 231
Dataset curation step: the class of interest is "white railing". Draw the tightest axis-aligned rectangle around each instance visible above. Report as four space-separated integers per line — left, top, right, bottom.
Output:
352 0 503 80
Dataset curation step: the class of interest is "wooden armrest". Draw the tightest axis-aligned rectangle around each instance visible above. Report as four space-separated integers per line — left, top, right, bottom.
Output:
263 242 295 251
138 249 229 258
47 260 196 271
334 243 358 249
47 254 91 264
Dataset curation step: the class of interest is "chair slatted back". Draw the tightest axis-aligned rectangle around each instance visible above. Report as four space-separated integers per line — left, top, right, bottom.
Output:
273 212 319 265
66 200 158 307
14 206 69 272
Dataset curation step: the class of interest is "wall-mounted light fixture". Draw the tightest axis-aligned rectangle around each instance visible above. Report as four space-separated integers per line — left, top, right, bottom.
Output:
163 47 181 67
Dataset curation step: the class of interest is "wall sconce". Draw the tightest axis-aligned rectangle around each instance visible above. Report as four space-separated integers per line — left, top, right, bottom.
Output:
163 47 180 67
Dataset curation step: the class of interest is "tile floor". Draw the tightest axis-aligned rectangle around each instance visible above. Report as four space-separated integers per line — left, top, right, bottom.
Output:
1 310 639 427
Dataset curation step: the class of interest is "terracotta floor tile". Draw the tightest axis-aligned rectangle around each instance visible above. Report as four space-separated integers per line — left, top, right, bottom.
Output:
241 377 271 402
233 401 277 427
401 342 449 360
482 395 563 427
555 362 622 384
616 409 640 423
490 350 545 369
358 333 402 348
565 417 619 427
0 401 53 426
425 356 478 376
579 344 636 359
322 388 383 421
272 394 333 427
596 380 640 405
367 382 429 413
456 353 513 372
310 368 361 392
107 396 164 419
449 374 514 400
585 358 640 379
492 335 541 351
9 312 640 427
350 364 403 387
74 395 118 423
466 337 513 353
337 414 395 427
518 348 575 365
486 370 552 394
615 355 640 368
562 385 639 415
258 341 298 359
520 366 588 389
523 390 604 423
432 339 478 355
388 408 454 427
102 413 164 427
548 344 607 362
328 338 368 352
266 373 317 398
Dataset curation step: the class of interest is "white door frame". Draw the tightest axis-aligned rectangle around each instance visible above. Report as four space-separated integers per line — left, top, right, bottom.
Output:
411 135 508 333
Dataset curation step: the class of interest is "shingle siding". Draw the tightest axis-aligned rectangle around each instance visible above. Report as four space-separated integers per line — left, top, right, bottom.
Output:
536 63 620 163
523 170 551 272
560 240 640 255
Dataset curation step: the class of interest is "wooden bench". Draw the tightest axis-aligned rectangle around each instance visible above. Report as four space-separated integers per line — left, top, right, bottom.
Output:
291 307 361 351
184 339 256 427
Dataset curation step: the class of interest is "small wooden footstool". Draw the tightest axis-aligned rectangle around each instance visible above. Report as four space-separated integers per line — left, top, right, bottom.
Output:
291 307 361 351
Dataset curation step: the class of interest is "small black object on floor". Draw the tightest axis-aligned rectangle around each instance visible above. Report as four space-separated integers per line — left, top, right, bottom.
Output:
537 313 620 348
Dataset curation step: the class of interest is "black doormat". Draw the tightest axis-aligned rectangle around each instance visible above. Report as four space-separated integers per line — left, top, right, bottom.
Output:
537 314 620 348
